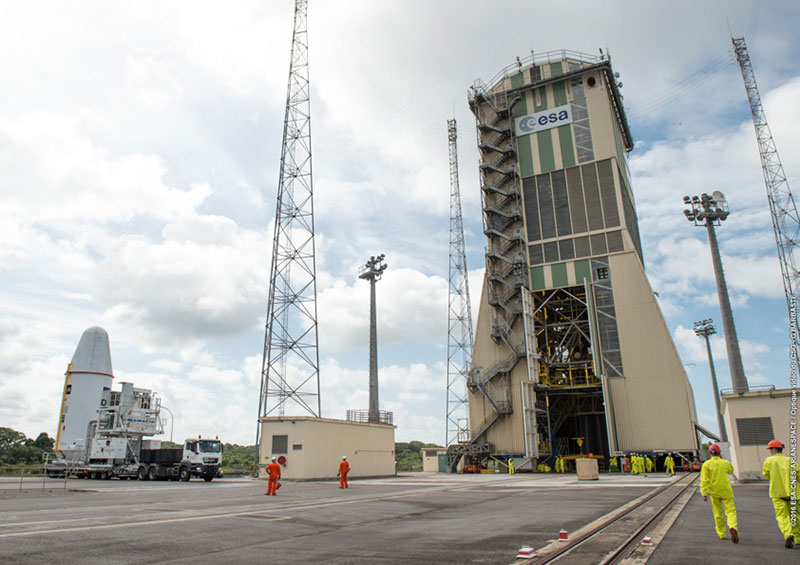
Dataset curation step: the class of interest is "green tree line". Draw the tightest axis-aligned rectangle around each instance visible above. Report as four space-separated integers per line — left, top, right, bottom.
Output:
0 427 54 465
1 427 438 472
395 441 442 471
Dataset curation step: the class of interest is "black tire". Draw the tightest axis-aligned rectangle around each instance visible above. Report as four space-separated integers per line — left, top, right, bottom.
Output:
203 472 214 482
148 466 158 481
90 471 100 480
137 466 148 481
179 466 191 482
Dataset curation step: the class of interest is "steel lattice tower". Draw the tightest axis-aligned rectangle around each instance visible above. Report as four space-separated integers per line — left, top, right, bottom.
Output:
733 36 798 461
445 118 474 446
733 38 800 345
257 0 320 460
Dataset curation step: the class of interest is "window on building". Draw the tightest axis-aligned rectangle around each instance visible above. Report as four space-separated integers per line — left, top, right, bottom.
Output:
271 435 288 454
292 444 303 451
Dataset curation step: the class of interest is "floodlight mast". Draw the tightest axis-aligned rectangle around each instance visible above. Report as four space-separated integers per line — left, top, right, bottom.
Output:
359 254 387 423
683 193 749 394
693 319 728 442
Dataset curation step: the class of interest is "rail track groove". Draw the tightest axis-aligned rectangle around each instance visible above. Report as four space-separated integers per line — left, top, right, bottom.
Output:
525 474 698 564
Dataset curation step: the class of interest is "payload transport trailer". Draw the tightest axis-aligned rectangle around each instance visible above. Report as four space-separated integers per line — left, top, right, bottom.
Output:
47 379 222 481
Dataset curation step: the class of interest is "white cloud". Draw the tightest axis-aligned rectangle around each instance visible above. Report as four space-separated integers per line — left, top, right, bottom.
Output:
318 267 447 351
93 215 270 345
0 114 210 225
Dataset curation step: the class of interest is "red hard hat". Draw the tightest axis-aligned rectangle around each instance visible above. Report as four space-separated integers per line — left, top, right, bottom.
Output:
709 444 721 454
767 439 784 449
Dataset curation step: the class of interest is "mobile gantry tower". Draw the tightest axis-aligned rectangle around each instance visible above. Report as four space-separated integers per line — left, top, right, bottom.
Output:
462 50 699 471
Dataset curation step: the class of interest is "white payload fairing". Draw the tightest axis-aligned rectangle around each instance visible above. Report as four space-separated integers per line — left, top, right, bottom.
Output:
55 326 114 461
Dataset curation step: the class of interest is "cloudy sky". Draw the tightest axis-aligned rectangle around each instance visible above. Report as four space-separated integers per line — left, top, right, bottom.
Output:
1 0 798 447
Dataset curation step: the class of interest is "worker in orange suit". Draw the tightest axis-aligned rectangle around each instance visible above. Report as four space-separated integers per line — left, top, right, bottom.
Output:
338 456 350 488
265 456 281 496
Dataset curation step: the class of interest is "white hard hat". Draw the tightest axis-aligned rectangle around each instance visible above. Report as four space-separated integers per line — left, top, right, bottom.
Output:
272 456 277 461
342 456 347 460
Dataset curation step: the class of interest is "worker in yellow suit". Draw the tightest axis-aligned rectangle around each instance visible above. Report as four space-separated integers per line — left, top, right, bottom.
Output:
556 455 565 473
700 443 738 543
632 454 640 474
645 455 654 473
609 456 618 473
507 458 515 475
665 453 675 476
762 439 800 548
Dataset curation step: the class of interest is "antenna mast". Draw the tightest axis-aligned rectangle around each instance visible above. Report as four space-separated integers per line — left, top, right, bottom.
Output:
257 0 320 461
732 38 800 338
732 36 798 455
446 118 474 446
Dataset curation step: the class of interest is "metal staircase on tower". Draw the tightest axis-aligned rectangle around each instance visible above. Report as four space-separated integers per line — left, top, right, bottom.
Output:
467 81 527 441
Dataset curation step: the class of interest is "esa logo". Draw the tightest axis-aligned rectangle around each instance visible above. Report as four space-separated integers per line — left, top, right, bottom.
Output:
515 104 573 135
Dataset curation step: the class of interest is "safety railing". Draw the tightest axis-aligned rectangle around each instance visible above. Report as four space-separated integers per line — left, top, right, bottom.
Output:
472 49 604 96
345 410 394 425
0 464 71 493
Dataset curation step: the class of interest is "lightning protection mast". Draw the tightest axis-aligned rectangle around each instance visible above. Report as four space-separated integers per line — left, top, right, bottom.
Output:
445 118 474 447
256 0 320 466
732 36 799 457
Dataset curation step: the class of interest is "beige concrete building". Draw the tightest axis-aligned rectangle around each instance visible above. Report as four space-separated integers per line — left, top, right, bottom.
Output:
422 448 448 472
457 49 699 471
258 416 396 479
721 387 796 481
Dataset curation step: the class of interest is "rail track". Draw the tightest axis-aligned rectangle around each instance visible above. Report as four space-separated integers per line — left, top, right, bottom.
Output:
527 473 698 564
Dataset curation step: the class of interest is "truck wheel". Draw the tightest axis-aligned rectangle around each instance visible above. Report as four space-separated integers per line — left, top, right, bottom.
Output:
90 471 99 480
203 472 214 482
148 466 158 481
179 466 191 482
137 466 148 481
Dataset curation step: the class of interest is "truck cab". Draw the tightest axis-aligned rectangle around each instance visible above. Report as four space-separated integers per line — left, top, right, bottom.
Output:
183 438 223 480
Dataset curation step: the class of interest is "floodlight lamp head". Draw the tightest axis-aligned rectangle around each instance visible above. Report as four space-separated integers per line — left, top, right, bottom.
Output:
683 196 691 204
683 209 694 220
